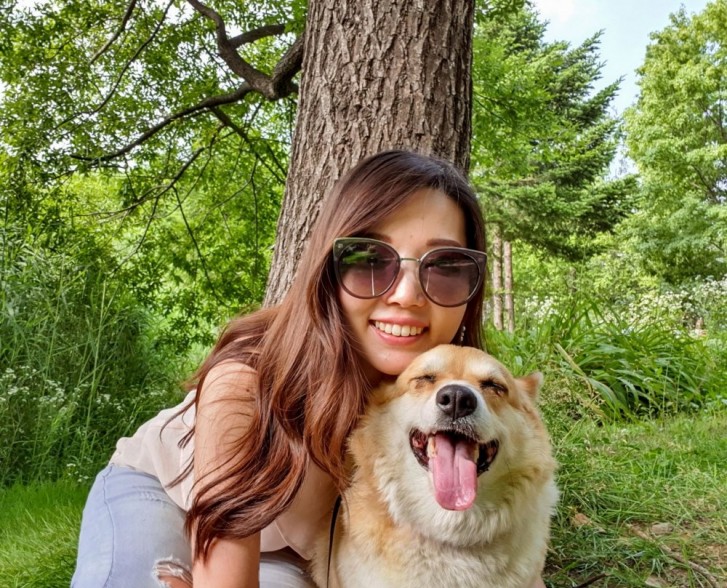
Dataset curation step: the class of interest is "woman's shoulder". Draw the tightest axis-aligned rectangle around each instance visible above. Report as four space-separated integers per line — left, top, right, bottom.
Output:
198 359 260 405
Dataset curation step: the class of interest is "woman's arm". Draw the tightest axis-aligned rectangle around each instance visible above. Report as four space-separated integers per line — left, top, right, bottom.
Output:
192 534 261 588
191 361 262 588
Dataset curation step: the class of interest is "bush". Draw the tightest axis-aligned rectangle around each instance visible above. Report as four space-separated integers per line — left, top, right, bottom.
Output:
486 295 724 420
0 227 182 485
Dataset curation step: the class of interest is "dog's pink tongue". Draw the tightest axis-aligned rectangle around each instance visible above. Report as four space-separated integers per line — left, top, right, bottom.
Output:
430 433 477 511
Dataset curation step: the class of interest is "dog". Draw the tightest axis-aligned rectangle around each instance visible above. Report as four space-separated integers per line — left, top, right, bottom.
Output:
311 344 558 588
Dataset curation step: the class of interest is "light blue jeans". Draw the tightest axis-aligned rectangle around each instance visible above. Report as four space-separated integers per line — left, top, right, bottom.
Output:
72 465 316 588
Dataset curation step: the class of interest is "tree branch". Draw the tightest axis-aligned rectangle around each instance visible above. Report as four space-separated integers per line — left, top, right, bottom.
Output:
689 162 721 204
186 0 301 99
86 129 231 225
110 182 161 275
625 524 720 588
72 3 302 164
91 0 138 64
58 0 173 131
270 35 303 96
173 186 226 305
71 84 252 162
210 106 287 183
229 23 286 48
186 0 269 87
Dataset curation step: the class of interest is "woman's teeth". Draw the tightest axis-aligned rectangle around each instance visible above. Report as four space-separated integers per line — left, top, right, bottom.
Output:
374 321 424 337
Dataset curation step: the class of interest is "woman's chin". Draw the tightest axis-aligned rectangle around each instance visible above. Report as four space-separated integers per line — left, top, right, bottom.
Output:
368 350 421 377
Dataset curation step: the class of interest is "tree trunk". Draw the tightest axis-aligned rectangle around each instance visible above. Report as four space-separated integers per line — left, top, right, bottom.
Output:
264 0 475 306
491 225 503 331
503 239 514 333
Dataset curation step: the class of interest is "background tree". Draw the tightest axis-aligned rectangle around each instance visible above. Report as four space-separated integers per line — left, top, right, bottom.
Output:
473 6 633 260
470 5 635 328
1 0 486 312
1 0 300 347
624 0 727 284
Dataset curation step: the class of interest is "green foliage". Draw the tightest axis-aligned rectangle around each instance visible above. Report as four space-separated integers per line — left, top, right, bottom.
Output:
487 293 724 419
0 0 302 174
555 309 711 418
488 236 727 418
471 6 635 260
103 131 285 350
1 0 292 347
0 481 86 587
0 0 293 490
624 0 727 283
0 220 181 485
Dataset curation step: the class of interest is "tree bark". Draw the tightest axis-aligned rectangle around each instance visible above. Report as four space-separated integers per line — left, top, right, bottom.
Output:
503 239 514 333
264 0 475 306
491 225 503 331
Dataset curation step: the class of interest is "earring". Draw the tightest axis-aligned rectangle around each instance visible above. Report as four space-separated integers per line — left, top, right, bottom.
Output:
458 325 466 345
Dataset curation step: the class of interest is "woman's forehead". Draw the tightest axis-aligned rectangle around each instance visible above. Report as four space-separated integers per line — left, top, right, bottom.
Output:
367 188 466 243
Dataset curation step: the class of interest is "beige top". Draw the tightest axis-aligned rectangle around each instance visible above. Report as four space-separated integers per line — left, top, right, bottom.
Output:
110 390 337 560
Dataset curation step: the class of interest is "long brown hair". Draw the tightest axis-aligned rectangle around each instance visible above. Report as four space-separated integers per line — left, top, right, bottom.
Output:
186 150 487 559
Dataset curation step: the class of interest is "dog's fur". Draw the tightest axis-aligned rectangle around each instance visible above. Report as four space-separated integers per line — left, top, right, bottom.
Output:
311 345 558 588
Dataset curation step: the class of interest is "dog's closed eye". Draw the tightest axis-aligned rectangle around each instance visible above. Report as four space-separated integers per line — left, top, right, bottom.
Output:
412 374 437 388
480 380 507 396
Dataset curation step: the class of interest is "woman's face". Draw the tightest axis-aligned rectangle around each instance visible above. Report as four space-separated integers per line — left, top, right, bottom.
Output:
338 188 469 379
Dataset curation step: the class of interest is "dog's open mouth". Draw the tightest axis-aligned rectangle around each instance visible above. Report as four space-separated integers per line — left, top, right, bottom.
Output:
409 429 499 511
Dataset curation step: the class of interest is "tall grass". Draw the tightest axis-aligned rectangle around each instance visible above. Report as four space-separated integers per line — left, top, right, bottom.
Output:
0 229 182 485
486 296 724 420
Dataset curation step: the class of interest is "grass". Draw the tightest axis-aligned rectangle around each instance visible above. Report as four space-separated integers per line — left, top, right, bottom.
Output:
0 480 87 588
1 409 724 587
544 407 727 587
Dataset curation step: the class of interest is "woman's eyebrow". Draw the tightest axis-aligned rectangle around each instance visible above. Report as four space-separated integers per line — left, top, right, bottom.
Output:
363 231 389 242
427 238 466 248
361 234 466 249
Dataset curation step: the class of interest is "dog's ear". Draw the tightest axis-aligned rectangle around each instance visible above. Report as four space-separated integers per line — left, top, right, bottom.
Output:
517 371 543 400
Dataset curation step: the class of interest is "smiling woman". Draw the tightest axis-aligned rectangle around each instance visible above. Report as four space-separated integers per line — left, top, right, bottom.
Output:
71 150 491 588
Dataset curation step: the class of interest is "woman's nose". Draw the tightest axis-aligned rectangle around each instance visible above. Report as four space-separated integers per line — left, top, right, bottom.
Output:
384 261 425 307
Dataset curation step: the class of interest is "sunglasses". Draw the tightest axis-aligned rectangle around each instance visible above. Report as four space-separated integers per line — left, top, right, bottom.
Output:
332 237 487 307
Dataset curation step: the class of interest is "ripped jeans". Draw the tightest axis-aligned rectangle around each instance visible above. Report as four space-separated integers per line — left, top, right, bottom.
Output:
72 465 316 588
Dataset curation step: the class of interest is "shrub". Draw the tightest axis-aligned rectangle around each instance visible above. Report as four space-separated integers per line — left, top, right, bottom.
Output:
0 227 182 484
486 295 723 420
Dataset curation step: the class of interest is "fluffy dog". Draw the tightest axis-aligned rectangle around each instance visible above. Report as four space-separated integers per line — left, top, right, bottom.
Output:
311 344 558 588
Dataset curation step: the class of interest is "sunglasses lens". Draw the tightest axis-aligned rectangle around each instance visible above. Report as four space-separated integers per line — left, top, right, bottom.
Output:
336 241 399 298
420 250 482 306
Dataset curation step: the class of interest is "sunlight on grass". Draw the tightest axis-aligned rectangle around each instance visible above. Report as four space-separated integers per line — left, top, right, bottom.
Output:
545 408 727 587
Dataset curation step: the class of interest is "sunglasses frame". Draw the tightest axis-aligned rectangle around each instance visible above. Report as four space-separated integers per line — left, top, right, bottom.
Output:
332 237 487 307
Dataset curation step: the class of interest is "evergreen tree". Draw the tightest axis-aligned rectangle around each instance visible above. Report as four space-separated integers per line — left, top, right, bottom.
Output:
471 6 635 261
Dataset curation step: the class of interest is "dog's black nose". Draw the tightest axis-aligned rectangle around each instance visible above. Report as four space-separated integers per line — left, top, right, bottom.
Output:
436 385 477 420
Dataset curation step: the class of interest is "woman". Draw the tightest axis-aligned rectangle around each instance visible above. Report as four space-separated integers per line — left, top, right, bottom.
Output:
73 150 517 587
